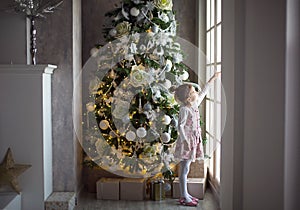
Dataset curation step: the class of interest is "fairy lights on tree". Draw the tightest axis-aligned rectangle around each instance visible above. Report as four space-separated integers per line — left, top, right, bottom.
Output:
82 0 191 177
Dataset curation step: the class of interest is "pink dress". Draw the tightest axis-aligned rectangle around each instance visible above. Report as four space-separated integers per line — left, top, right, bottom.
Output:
174 82 211 162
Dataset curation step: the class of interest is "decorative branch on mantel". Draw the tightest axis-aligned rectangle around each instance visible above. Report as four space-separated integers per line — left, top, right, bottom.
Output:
12 0 63 19
7 0 63 65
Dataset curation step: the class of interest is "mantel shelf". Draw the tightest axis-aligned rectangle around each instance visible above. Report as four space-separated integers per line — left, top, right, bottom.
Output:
0 64 57 74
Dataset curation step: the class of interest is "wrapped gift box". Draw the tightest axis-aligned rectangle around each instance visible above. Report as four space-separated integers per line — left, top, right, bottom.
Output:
45 192 75 210
120 178 145 200
172 177 206 199
149 180 165 201
96 178 122 200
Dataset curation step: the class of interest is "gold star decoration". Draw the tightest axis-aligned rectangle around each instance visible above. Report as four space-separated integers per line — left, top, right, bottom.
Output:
0 148 31 194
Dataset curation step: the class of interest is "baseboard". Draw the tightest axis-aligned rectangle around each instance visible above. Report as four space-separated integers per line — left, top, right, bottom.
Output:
76 184 85 206
207 176 220 206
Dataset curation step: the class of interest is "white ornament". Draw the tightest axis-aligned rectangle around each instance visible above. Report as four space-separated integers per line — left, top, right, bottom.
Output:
136 127 147 138
143 103 152 111
151 25 159 33
163 79 172 89
122 115 131 124
165 59 173 72
99 120 109 130
86 102 95 112
180 70 189 80
109 28 117 37
161 132 171 143
130 7 140 17
90 47 99 57
162 115 171 125
126 130 136 141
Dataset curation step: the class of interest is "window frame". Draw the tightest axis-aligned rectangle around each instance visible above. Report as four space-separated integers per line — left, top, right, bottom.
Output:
199 0 222 196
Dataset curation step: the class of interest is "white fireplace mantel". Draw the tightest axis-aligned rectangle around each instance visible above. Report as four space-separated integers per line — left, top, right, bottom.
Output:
0 64 56 210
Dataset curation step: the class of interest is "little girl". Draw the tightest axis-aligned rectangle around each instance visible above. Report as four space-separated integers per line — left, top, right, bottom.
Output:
174 71 221 206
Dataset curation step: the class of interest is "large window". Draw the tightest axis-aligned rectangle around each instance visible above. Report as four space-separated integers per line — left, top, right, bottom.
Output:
205 0 222 188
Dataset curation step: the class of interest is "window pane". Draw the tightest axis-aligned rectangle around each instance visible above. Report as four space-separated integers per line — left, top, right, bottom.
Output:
217 0 222 24
209 144 214 175
207 86 212 99
210 0 215 28
206 31 211 64
211 28 215 63
215 146 221 182
206 0 211 30
206 100 210 132
216 65 222 101
217 25 222 63
216 103 221 140
205 65 211 89
207 65 214 80
206 101 214 134
216 80 221 102
206 66 214 99
210 80 215 99
209 101 214 134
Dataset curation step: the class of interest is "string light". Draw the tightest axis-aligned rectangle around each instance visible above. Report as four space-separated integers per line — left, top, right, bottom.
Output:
82 1 188 177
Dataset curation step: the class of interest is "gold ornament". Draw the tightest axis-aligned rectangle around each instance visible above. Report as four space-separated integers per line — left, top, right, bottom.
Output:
0 148 31 194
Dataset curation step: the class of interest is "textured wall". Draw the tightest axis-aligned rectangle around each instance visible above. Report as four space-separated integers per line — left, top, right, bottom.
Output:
0 0 27 64
36 0 75 191
82 0 119 64
173 0 197 44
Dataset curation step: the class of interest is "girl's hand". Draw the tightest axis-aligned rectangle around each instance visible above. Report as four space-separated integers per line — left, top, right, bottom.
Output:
208 71 222 83
214 71 221 78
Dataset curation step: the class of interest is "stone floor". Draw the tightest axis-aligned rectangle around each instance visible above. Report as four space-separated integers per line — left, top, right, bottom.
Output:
74 188 220 210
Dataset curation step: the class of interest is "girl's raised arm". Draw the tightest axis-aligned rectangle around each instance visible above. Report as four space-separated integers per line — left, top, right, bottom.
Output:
197 71 221 104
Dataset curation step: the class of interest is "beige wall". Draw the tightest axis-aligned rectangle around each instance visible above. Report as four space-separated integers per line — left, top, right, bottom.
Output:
222 0 300 209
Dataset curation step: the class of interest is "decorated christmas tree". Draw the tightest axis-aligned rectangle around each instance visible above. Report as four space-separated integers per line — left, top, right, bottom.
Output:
81 0 193 178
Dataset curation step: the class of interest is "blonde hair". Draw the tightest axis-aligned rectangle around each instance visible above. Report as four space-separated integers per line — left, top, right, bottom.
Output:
174 84 193 105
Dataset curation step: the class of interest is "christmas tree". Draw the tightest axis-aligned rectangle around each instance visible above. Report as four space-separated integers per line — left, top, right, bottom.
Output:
82 0 192 178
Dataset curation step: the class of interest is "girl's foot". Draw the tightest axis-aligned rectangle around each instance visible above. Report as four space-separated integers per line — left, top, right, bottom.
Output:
187 194 199 202
178 197 198 205
190 196 199 202
182 200 198 206
178 197 185 204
